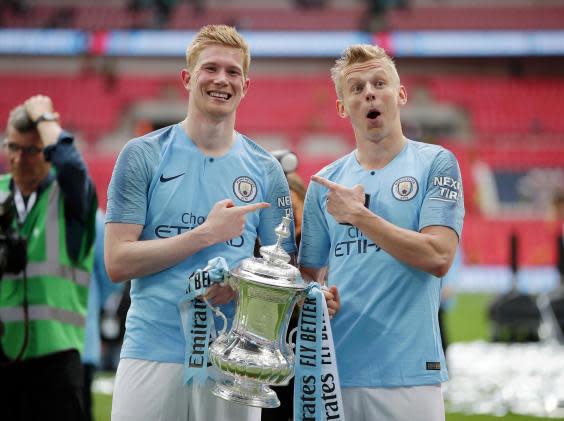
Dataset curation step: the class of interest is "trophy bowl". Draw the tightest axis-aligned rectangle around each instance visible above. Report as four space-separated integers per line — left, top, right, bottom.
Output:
208 216 306 408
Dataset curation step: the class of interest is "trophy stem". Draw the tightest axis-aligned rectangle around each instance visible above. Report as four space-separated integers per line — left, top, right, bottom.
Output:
209 376 280 408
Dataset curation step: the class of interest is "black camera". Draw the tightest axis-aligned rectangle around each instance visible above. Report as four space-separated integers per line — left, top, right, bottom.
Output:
0 191 27 277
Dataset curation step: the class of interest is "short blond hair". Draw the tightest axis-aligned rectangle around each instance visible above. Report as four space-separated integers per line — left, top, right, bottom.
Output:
185 25 250 78
331 44 398 99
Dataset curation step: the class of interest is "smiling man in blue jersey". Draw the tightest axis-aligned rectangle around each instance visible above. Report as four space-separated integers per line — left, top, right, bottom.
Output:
298 45 465 421
105 25 297 421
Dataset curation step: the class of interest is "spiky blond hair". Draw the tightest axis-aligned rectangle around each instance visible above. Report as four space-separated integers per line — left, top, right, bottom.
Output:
185 25 250 78
331 44 398 99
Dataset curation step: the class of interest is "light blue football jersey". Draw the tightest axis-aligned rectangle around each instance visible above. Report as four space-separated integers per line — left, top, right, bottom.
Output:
298 139 464 388
106 123 296 364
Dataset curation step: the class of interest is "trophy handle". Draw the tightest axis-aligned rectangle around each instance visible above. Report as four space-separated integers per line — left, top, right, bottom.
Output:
287 326 298 350
203 296 228 337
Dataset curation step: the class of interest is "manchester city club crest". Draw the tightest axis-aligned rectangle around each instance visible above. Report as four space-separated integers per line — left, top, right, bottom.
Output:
392 176 418 201
233 176 258 202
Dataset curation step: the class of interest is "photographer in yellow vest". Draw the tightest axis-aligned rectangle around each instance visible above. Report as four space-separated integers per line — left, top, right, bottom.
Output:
0 95 97 421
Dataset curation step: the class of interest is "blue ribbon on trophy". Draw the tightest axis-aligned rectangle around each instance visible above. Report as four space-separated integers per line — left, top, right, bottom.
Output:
178 257 229 385
293 282 346 421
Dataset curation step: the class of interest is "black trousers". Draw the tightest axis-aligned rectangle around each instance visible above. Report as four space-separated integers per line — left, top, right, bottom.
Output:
262 312 299 421
82 363 96 421
0 350 86 421
263 378 295 421
438 307 448 354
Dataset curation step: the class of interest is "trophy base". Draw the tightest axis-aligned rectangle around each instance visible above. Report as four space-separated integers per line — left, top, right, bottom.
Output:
209 377 280 408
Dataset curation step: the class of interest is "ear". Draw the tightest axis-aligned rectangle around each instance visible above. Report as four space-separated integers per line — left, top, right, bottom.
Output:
181 69 191 92
398 85 407 106
241 77 250 98
336 99 347 118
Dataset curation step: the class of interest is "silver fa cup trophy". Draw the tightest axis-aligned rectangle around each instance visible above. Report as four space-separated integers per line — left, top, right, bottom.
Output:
208 216 306 408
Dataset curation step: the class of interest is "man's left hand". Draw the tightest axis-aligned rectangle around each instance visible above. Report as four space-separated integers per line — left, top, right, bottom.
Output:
204 283 235 306
323 285 340 319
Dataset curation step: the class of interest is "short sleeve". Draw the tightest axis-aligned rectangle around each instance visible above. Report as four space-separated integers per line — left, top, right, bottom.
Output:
257 161 297 255
106 139 158 225
419 149 464 238
298 180 331 268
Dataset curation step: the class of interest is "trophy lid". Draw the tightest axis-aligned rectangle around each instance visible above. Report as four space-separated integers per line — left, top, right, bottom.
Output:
231 216 305 290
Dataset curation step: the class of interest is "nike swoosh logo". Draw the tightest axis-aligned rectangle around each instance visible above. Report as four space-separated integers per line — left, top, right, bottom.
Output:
160 172 185 183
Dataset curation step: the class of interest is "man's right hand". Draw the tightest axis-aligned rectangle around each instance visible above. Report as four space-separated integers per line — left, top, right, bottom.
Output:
105 201 269 282
204 199 270 244
24 95 58 123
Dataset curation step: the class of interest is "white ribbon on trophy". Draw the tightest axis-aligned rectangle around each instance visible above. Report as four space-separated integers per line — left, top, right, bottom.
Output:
178 257 229 385
293 282 346 421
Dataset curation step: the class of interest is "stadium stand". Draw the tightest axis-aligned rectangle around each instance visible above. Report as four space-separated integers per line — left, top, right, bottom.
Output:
3 2 564 31
1 1 564 270
2 73 563 145
0 2 366 31
386 5 564 30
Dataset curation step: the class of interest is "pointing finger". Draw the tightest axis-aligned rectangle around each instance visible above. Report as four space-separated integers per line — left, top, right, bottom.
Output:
236 202 270 214
311 175 340 191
